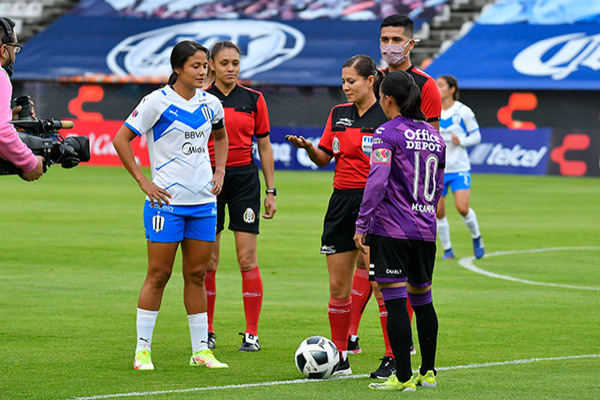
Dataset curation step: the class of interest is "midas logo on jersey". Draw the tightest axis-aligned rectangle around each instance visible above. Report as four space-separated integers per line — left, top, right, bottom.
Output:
107 21 304 80
182 142 206 156
470 143 548 168
372 148 391 164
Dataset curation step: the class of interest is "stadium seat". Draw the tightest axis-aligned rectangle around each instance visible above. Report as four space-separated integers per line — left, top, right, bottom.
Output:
0 2 12 16
433 4 451 23
0 1 44 19
415 22 431 40
26 2 44 18
11 17 23 35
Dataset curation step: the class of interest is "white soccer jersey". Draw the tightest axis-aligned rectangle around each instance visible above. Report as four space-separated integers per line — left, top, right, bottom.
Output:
124 85 225 205
439 101 481 173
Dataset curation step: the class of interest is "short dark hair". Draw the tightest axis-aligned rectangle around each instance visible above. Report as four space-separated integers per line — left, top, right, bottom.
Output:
0 17 15 44
168 40 209 86
438 75 459 100
381 70 426 121
380 14 414 38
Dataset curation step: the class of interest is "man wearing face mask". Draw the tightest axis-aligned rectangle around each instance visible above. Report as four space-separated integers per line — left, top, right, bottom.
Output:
379 14 441 131
346 14 442 380
0 17 44 181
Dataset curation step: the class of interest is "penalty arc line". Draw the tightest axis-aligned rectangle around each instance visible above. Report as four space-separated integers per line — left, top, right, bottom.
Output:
458 247 600 291
64 354 600 400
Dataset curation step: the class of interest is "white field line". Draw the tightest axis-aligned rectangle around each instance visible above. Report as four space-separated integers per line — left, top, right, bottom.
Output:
65 354 600 400
458 247 600 291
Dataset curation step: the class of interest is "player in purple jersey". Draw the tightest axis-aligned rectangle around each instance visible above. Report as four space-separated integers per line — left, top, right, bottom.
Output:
354 71 445 392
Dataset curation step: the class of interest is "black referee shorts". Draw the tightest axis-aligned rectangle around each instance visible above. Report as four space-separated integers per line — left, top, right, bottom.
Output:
216 163 261 234
369 234 436 287
320 188 363 255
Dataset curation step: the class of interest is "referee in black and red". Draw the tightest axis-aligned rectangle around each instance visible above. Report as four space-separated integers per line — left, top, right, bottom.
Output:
347 14 443 380
204 41 276 353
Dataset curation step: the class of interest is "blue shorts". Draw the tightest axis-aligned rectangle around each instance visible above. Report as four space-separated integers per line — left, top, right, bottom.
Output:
143 201 217 243
442 171 471 196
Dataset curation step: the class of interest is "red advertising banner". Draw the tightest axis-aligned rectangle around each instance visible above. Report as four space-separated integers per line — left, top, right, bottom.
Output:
60 85 150 167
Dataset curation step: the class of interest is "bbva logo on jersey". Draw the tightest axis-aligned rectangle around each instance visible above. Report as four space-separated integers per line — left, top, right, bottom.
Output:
106 21 305 79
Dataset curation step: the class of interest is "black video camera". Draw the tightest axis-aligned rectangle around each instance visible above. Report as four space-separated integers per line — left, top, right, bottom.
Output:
0 118 91 176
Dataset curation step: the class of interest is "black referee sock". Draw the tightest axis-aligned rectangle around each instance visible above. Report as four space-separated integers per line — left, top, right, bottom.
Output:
383 297 413 383
413 302 438 376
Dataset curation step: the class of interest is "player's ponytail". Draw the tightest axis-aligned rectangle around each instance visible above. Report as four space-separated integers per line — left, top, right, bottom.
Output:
168 40 210 86
380 70 427 121
373 69 384 100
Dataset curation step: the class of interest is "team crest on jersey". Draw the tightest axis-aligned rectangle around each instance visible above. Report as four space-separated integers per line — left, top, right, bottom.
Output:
372 148 392 164
452 113 462 125
132 110 139 118
243 208 256 224
201 106 212 122
332 137 341 154
361 136 373 157
152 214 165 233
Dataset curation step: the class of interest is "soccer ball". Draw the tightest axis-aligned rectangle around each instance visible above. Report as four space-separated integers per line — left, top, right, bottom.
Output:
294 336 339 379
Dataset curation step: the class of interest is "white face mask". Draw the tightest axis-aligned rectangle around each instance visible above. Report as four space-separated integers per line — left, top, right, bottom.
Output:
380 39 411 66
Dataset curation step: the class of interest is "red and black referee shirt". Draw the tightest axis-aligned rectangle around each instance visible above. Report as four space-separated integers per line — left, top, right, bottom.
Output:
318 102 388 190
383 65 442 125
205 83 270 167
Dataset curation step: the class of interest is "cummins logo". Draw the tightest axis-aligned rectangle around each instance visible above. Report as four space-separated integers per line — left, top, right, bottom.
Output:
107 20 305 79
470 143 548 168
513 33 600 80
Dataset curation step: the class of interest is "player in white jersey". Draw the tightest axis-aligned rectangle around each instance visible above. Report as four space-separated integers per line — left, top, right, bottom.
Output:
435 75 484 260
113 41 230 370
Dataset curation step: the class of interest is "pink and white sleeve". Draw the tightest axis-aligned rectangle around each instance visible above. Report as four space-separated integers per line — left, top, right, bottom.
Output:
0 71 37 173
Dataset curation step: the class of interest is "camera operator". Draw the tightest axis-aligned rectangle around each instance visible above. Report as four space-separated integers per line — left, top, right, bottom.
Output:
0 17 43 181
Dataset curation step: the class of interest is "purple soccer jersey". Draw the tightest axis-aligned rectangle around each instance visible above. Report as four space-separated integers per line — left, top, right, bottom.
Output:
356 115 446 242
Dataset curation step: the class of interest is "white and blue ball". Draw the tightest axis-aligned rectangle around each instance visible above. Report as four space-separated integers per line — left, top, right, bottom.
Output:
294 336 339 379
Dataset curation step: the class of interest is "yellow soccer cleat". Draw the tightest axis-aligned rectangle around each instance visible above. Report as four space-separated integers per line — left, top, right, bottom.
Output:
133 349 154 370
415 370 437 387
368 374 416 391
189 349 229 368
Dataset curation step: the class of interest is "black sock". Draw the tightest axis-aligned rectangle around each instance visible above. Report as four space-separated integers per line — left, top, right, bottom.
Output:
413 302 438 375
383 297 412 382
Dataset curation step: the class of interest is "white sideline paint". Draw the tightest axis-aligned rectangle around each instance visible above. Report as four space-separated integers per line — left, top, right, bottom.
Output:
65 354 600 400
458 247 600 291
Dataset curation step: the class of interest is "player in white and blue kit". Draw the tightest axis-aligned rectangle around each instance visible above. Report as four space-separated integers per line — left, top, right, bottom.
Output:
113 41 230 370
435 75 484 259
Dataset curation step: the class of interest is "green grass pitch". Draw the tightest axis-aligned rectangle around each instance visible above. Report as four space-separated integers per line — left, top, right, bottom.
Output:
1 167 598 399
